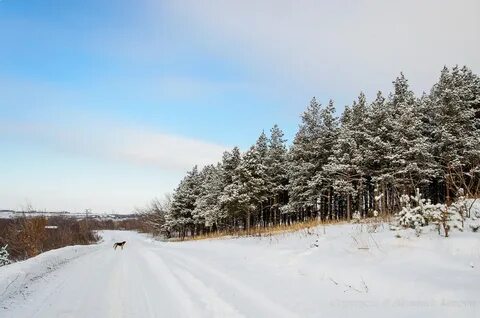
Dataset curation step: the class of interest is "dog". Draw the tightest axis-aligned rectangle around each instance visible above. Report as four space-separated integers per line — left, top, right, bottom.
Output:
113 241 126 250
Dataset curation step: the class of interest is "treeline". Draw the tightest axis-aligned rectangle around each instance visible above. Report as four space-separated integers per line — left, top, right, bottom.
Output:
92 216 153 233
148 66 480 239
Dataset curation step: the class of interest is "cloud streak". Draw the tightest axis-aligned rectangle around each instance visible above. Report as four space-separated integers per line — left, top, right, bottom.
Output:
1 117 229 172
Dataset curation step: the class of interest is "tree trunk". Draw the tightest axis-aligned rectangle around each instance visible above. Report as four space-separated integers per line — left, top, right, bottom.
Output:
347 194 351 220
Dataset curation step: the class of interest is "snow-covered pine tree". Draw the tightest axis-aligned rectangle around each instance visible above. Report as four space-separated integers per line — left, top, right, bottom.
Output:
193 164 224 232
397 188 440 234
254 131 271 227
308 99 339 220
364 91 395 214
288 98 326 222
220 147 241 186
218 147 243 230
221 144 268 233
323 93 368 219
167 166 201 238
388 73 435 196
266 124 289 225
429 66 480 204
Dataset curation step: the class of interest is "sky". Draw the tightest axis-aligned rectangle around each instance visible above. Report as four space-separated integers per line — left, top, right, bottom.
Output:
1 0 479 213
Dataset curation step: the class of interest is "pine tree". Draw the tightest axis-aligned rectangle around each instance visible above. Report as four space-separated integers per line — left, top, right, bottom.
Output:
324 93 368 219
430 66 480 170
221 147 241 186
218 147 243 229
309 99 339 220
429 66 480 204
193 164 224 231
289 98 339 221
253 131 271 227
388 73 435 194
167 166 201 238
220 145 267 232
364 91 395 213
266 124 289 224
288 98 323 219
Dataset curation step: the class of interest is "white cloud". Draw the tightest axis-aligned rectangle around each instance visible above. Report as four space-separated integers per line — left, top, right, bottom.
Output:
1 116 229 172
162 0 480 101
111 126 228 170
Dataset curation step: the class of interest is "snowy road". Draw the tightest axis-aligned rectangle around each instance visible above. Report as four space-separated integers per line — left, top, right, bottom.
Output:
1 227 480 318
0 231 298 318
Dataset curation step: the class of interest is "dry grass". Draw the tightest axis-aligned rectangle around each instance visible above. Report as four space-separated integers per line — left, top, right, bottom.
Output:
171 213 396 242
175 218 350 242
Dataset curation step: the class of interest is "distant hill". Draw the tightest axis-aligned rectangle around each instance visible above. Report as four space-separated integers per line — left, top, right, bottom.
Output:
0 210 137 220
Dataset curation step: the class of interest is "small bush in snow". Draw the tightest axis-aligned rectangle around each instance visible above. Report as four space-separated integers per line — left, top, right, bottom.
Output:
394 188 470 237
351 212 361 223
414 226 423 237
473 203 480 219
397 189 439 231
0 245 11 266
428 196 465 237
451 190 467 230
470 224 480 233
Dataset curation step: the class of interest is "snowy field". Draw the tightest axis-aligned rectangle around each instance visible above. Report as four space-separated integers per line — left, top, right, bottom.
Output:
1 223 479 318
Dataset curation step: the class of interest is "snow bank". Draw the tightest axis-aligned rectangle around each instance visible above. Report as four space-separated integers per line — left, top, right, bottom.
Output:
0 242 100 306
0 226 478 317
159 221 480 317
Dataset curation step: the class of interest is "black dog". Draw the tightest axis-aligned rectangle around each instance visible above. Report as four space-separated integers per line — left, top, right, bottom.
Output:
113 241 126 250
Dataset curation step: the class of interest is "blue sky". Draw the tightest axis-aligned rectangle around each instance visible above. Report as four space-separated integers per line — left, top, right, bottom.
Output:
1 0 479 213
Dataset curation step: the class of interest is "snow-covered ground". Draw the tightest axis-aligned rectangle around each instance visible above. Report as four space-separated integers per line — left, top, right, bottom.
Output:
1 223 479 317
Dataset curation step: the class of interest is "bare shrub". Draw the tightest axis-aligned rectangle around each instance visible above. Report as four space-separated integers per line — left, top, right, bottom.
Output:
0 215 99 262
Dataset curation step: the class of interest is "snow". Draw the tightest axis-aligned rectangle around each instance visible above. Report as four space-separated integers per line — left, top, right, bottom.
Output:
0 243 100 303
1 223 479 317
0 246 10 267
